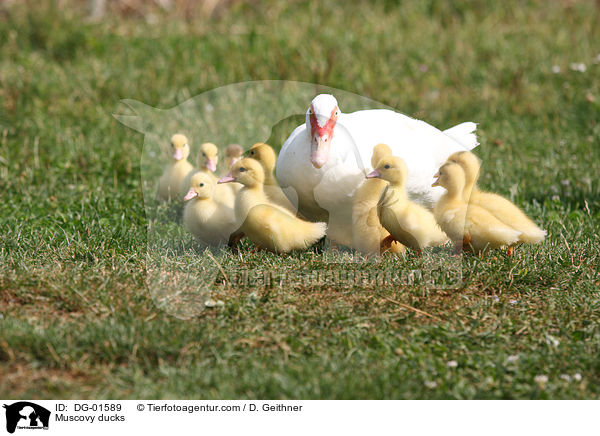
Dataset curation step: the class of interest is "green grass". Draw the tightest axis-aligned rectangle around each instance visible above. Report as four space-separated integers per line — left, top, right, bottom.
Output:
1 0 600 399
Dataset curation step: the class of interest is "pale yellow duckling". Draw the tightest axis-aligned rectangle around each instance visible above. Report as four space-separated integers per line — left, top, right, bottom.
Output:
224 144 244 170
221 144 244 197
367 156 448 253
181 142 219 188
433 162 521 253
218 158 326 253
158 133 194 201
352 143 405 255
446 151 546 250
247 142 297 214
199 142 220 174
182 172 237 246
182 142 235 207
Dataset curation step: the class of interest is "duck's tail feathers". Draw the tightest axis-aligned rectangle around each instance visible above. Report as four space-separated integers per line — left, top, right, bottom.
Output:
490 227 522 246
444 122 479 150
306 221 328 244
298 221 327 248
520 226 547 244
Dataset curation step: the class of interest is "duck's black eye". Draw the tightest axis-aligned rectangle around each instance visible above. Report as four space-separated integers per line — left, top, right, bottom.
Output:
170 143 174 148
250 150 255 155
199 183 204 187
384 164 390 169
239 167 246 172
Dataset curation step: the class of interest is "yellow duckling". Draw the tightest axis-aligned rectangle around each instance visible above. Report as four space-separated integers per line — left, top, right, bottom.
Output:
247 142 298 214
352 144 405 255
433 162 521 253
158 133 194 201
221 144 244 197
446 151 546 251
182 172 237 246
218 158 326 253
224 144 244 170
182 142 235 207
367 155 448 253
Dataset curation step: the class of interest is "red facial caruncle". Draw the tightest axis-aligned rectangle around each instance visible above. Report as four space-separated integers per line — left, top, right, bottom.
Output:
309 104 338 169
309 105 338 139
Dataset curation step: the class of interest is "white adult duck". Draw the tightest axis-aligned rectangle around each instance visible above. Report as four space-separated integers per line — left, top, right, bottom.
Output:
276 94 478 247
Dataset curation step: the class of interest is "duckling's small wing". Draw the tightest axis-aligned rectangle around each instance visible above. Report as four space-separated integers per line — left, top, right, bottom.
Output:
468 208 522 246
380 205 420 249
366 206 381 228
440 208 460 224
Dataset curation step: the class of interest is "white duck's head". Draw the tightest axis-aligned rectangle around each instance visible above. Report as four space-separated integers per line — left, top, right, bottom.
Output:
170 133 190 161
306 94 340 169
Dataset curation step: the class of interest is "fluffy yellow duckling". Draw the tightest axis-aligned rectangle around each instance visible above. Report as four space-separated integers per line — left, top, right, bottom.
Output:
218 158 326 253
367 156 448 253
181 142 219 187
224 144 244 170
446 151 546 250
247 142 298 214
199 142 219 173
158 133 194 201
182 172 237 246
433 162 521 253
352 144 405 255
182 142 235 207
221 144 244 197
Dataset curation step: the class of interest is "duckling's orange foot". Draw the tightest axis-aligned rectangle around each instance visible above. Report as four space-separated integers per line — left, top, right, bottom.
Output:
462 233 472 247
506 246 514 257
380 235 396 254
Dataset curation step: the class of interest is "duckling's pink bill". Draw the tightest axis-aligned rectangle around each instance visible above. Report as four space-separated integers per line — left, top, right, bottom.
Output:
432 172 440 187
173 149 183 160
366 169 381 179
183 189 197 201
217 175 235 184
206 159 217 172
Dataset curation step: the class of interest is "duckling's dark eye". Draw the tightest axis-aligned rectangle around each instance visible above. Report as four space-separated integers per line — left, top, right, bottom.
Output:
384 164 390 169
202 152 206 157
250 150 255 155
239 167 246 172
170 143 174 148
199 183 204 187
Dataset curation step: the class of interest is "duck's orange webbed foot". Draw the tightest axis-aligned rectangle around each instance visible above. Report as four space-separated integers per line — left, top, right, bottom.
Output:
380 234 396 254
